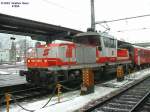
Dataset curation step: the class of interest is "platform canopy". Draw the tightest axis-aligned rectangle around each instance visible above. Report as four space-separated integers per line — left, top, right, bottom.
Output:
0 13 82 41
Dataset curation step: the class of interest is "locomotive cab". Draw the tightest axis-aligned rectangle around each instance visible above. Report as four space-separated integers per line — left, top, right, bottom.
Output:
99 32 117 62
74 31 118 63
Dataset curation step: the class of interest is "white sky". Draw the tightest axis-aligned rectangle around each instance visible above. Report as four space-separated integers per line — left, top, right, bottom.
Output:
0 0 150 43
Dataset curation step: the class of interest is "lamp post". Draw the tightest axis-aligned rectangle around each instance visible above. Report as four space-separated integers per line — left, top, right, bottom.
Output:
10 37 16 64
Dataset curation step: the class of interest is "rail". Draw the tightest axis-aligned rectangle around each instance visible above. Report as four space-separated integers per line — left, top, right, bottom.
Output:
1 83 80 112
85 76 150 112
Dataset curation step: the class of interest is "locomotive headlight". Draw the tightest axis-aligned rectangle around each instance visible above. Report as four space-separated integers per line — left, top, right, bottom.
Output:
27 60 30 62
44 60 48 62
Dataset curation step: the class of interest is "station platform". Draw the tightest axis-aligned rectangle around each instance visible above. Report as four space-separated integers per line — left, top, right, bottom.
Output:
0 64 27 87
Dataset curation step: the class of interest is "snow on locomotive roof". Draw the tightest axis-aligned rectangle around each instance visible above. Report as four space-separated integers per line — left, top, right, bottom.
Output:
51 40 73 44
75 32 100 37
75 31 116 39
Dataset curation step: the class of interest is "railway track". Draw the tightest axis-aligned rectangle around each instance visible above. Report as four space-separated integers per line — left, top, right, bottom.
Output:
134 93 150 112
0 84 50 106
82 76 150 112
0 80 81 106
0 64 25 69
1 70 149 111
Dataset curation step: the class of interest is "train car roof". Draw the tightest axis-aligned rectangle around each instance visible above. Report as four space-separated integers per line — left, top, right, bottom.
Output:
132 45 150 50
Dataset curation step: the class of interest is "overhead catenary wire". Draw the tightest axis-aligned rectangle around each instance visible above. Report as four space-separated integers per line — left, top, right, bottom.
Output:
42 0 78 15
96 14 150 24
117 27 150 32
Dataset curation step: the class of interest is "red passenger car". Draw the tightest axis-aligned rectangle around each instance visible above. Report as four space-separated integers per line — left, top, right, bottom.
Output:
132 45 150 66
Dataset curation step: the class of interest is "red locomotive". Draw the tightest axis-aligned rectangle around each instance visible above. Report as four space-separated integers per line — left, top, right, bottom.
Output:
21 31 145 87
19 0 150 87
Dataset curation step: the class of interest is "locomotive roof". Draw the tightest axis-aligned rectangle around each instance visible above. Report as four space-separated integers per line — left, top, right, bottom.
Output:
75 32 100 37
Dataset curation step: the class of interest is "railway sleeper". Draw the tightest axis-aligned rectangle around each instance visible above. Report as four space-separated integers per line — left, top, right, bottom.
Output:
114 97 140 102
126 91 148 95
112 99 137 105
99 106 129 112
121 94 142 99
104 102 133 109
139 111 149 112
142 105 150 110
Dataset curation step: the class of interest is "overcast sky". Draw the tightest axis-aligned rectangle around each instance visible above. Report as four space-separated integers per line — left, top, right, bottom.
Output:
0 0 150 43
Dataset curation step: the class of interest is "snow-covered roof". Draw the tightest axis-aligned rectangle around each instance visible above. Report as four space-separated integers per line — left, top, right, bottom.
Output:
51 40 73 44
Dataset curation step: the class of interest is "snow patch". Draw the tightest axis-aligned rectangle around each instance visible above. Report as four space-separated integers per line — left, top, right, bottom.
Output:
0 71 9 75
51 40 73 44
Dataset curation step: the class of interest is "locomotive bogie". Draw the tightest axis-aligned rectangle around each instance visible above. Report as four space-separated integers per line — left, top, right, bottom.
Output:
25 68 82 87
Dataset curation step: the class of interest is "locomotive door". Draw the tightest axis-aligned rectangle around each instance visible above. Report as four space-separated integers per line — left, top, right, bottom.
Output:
137 49 141 65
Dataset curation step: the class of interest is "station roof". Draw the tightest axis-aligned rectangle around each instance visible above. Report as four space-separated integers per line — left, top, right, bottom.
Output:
0 13 82 41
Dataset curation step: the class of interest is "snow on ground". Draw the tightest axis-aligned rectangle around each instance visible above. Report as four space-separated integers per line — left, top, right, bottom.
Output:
0 64 27 87
103 68 150 88
1 68 150 112
128 68 150 80
0 71 9 75
0 62 24 68
1 86 116 112
0 72 26 87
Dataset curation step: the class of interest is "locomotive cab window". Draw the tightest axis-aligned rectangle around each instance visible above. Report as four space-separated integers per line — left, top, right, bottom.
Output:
103 37 116 48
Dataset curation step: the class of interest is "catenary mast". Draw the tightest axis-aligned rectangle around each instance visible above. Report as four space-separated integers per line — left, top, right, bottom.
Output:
90 0 95 31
